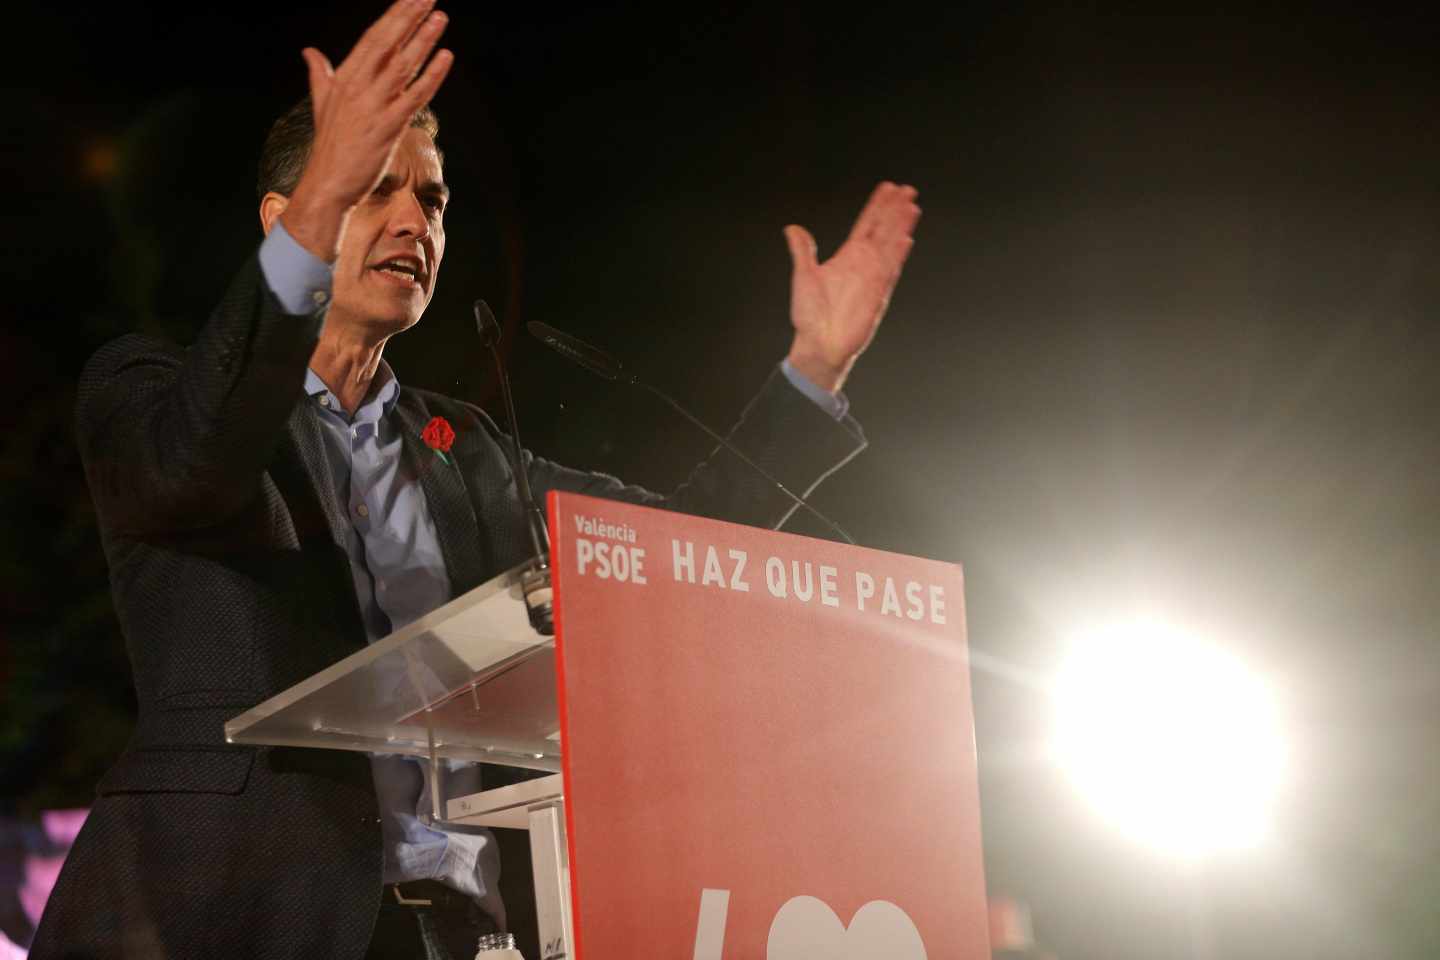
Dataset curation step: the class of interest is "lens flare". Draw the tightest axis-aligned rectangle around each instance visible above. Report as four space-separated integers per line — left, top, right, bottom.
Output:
1052 620 1285 857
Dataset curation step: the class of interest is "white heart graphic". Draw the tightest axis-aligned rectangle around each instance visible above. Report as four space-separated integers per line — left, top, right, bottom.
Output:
766 896 927 960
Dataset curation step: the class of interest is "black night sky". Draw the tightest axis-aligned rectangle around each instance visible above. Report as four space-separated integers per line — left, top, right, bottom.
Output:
4 3 1439 958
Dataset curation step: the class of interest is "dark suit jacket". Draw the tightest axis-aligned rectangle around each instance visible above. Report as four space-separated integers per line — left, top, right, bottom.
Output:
32 256 865 959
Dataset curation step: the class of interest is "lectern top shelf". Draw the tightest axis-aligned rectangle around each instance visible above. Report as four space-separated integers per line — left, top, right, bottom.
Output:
224 561 562 772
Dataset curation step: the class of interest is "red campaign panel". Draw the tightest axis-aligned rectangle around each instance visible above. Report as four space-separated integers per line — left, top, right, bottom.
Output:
549 491 989 960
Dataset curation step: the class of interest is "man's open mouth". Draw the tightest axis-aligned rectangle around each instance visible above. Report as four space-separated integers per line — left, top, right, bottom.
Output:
371 257 425 286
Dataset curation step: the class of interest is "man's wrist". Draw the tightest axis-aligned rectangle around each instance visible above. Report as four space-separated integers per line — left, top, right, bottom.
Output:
259 221 335 316
279 180 353 264
781 358 850 421
784 340 852 395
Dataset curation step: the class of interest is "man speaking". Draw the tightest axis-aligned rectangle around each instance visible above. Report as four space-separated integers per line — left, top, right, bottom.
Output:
33 1 921 957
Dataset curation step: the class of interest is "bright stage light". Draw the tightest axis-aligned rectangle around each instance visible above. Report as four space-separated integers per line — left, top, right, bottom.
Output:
1052 620 1285 857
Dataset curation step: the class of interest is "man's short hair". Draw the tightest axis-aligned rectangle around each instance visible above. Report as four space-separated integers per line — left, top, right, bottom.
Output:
256 97 441 200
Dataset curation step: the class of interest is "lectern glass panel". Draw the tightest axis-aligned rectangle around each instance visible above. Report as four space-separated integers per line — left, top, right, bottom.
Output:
224 562 560 772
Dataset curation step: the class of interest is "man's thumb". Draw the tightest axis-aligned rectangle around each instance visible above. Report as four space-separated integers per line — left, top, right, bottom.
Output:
301 48 335 108
784 225 818 270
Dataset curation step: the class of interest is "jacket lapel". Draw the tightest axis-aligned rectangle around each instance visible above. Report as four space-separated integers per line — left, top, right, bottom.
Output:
274 400 371 655
393 391 490 598
282 402 352 555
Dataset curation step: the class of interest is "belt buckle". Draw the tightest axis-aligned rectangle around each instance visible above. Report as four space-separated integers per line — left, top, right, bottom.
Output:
392 883 434 907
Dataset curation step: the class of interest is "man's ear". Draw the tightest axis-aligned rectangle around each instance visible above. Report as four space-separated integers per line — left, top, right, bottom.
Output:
259 192 290 236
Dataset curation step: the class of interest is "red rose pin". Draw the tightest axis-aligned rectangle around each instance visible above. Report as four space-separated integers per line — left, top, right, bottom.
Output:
421 416 456 467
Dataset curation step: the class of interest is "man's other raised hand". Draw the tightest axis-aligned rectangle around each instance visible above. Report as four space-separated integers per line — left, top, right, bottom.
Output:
784 182 922 394
280 0 454 262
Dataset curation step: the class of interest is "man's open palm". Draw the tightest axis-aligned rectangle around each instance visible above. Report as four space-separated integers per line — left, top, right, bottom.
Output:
785 182 921 392
278 0 454 261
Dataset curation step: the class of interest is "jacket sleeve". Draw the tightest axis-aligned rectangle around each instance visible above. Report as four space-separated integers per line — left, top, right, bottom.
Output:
520 365 867 531
75 254 325 535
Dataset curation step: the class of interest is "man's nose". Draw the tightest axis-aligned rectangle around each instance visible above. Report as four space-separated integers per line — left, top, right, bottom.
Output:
387 193 429 239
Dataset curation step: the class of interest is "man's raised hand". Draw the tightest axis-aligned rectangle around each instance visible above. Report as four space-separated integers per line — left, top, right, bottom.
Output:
280 0 454 261
784 182 922 394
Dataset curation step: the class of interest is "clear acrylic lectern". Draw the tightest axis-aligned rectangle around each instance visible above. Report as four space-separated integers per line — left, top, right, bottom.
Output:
225 560 575 957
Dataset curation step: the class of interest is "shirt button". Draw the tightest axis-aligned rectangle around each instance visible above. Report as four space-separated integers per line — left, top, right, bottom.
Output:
356 503 369 518
319 395 330 407
350 426 358 439
311 289 329 307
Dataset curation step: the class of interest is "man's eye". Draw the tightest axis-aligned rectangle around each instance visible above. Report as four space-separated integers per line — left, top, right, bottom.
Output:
422 197 445 214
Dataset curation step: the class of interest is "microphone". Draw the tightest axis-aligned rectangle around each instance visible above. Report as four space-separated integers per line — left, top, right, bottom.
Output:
474 300 554 635
528 322 631 383
527 321 855 544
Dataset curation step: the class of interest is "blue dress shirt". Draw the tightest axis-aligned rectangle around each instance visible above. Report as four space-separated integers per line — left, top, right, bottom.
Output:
297 358 505 919
257 220 847 913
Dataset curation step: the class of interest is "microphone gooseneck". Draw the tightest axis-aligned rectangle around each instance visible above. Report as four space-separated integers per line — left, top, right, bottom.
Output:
526 320 855 545
474 300 554 635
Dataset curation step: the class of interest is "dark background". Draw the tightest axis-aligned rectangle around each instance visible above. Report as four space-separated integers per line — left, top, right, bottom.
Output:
4 2 1438 958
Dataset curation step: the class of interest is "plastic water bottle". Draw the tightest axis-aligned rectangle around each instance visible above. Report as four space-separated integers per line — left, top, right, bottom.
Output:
474 932 526 960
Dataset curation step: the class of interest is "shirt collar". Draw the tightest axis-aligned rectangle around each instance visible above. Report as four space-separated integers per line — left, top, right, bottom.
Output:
304 360 401 423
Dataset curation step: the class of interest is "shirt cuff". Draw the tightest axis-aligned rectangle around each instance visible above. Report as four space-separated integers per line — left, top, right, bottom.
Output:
780 358 849 421
258 219 334 315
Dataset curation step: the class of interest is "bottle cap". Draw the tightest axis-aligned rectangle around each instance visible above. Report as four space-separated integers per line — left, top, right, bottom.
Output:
475 932 518 953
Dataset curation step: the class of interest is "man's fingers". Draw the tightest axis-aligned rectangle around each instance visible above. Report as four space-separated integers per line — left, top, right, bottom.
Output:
391 10 449 92
872 190 922 250
402 47 455 111
887 185 921 233
888 234 916 281
863 184 919 243
349 0 437 76
846 181 898 245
